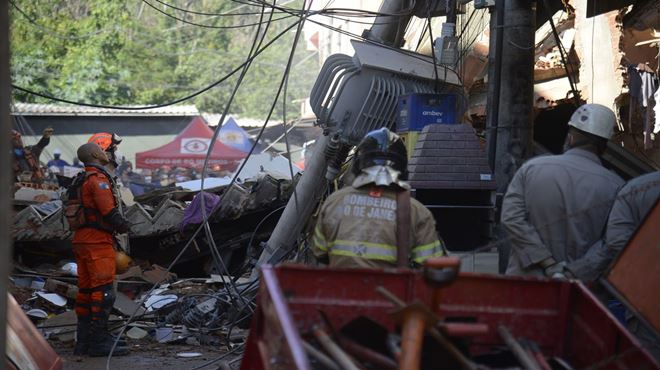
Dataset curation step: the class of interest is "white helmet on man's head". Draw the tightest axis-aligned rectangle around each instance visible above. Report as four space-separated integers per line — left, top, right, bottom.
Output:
568 104 616 140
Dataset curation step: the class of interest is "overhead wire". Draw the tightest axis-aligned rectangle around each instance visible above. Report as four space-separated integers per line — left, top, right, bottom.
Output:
8 0 119 40
191 0 313 343
210 0 312 258
195 0 320 343
196 0 277 313
426 6 440 92
236 0 418 18
414 20 429 52
11 2 433 106
541 1 580 106
280 55 300 212
105 12 305 368
141 0 295 30
11 13 304 110
152 0 287 17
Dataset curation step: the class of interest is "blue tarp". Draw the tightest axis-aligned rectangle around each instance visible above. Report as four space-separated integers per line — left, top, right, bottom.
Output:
218 117 256 153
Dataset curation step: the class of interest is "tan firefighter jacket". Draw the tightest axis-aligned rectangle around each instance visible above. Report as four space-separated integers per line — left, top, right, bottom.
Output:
312 184 444 269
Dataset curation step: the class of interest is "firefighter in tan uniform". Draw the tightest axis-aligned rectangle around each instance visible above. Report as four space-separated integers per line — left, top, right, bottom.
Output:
313 128 444 268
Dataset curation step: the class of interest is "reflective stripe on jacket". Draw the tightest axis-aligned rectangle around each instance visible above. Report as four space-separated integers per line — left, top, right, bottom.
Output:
312 185 443 269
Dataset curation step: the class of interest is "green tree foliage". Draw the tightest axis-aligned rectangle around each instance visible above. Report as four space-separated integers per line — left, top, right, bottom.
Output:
9 0 319 119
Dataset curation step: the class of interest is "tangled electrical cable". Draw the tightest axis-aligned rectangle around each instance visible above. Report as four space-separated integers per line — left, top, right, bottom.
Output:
104 8 309 369
152 0 287 17
142 0 295 29
195 0 280 316
190 0 315 355
8 0 119 40
12 1 462 110
11 9 303 110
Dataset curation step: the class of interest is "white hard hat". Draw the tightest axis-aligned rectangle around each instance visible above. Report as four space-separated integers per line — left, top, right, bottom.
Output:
568 104 616 140
53 148 62 155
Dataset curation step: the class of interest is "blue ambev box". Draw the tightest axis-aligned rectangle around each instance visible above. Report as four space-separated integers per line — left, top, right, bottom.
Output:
397 93 458 132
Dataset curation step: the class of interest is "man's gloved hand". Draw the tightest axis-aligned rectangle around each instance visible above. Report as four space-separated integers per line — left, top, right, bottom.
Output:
42 127 54 138
105 208 131 234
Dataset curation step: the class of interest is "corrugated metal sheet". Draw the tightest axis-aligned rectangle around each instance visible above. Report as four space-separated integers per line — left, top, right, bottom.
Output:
11 103 199 116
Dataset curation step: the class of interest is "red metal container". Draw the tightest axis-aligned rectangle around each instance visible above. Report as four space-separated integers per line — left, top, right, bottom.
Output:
240 265 660 370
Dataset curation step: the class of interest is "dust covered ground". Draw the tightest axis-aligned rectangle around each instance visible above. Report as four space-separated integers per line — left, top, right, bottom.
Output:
51 339 242 370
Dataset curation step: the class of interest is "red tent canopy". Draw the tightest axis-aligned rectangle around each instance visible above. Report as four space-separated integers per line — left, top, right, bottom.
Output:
135 117 247 170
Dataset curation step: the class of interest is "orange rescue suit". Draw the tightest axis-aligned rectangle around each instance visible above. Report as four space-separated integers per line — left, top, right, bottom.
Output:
72 166 118 319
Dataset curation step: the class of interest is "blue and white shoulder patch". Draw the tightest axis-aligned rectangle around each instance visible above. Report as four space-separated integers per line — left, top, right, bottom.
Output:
98 182 110 190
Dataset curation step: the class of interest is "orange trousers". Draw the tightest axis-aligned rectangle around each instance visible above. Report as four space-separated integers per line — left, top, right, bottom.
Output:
73 243 116 320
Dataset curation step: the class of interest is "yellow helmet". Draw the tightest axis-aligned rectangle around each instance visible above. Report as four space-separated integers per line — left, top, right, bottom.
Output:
115 251 132 274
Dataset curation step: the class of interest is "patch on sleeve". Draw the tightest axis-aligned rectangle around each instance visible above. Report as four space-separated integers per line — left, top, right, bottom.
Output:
98 182 110 190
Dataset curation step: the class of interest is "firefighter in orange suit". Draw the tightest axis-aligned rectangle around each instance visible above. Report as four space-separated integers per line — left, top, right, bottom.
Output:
72 143 130 357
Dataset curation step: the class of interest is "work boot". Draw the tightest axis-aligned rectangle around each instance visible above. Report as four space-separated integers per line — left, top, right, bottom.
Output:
88 317 129 357
88 326 129 357
76 317 127 351
73 318 91 355
101 330 127 347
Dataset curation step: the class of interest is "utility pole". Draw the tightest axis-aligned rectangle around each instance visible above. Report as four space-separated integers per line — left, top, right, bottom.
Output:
1 0 12 355
485 0 536 272
253 0 411 273
363 0 414 48
446 0 457 24
485 0 504 172
491 0 536 193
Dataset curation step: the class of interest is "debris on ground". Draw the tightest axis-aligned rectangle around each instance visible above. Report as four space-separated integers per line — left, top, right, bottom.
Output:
10 266 251 367
7 171 295 366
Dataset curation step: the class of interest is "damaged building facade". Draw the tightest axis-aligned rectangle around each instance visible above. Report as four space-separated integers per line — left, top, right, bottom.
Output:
435 0 660 169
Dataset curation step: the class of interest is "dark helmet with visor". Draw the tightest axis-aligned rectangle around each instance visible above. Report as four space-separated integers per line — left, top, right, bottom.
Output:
352 127 408 179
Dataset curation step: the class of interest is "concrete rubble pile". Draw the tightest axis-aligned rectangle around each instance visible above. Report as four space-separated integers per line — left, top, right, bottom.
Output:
12 172 299 272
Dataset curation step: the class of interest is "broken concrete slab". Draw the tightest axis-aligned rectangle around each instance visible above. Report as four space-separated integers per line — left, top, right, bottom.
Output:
117 265 143 280
12 205 70 241
36 292 67 307
125 200 185 237
44 279 78 300
39 310 77 343
114 291 146 317
40 310 76 329
142 265 177 285
126 326 149 340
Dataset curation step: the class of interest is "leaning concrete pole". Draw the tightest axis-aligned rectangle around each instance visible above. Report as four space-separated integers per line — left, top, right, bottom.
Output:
254 0 411 272
254 135 330 268
1 0 11 354
492 0 536 194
